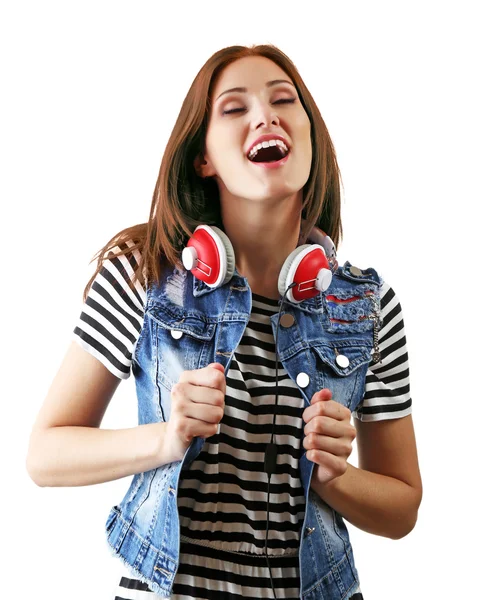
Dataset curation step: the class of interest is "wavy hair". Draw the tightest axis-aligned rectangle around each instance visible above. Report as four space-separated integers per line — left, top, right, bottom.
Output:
82 43 343 302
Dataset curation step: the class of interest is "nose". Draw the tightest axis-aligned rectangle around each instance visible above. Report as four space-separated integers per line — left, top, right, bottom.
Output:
251 102 280 130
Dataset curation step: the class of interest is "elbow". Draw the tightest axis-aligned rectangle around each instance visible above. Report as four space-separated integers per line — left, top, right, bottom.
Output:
26 432 49 487
389 510 419 540
390 485 423 540
26 454 46 487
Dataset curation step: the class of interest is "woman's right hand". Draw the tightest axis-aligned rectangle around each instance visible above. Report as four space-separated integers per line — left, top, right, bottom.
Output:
161 362 226 463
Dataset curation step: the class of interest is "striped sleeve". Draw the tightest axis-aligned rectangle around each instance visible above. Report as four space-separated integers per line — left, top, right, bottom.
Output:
72 240 147 380
352 280 412 422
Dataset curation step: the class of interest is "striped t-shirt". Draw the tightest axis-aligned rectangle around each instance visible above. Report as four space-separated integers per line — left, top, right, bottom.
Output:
73 242 412 600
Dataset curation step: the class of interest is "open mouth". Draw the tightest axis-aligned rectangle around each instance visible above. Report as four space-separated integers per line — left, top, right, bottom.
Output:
249 153 290 169
248 139 290 163
247 140 290 164
248 145 289 162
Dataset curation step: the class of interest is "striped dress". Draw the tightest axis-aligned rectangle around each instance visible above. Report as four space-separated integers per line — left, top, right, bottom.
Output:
73 241 412 600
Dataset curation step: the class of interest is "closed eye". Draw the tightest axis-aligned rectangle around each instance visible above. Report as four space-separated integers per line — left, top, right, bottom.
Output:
222 98 296 115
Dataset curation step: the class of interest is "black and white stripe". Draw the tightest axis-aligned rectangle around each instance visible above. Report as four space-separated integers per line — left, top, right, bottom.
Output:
353 283 412 422
72 241 146 380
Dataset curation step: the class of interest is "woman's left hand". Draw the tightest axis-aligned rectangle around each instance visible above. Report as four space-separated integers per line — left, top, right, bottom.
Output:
302 388 357 485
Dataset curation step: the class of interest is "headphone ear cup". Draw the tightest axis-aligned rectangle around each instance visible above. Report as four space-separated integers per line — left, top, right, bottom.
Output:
278 246 305 300
181 225 235 288
209 226 235 285
278 244 332 303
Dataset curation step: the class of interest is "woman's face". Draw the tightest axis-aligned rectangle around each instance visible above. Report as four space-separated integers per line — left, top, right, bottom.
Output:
198 56 312 203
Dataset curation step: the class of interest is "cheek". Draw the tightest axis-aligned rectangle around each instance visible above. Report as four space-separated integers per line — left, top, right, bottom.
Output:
302 123 312 155
293 116 312 159
208 131 245 170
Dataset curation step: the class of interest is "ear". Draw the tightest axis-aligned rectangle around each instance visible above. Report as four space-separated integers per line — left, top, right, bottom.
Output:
194 152 216 179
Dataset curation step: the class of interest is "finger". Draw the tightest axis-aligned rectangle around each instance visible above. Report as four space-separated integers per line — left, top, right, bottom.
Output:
189 383 225 408
182 401 224 424
305 449 346 474
209 363 227 395
181 365 227 394
304 415 345 438
172 382 224 407
304 416 356 441
178 417 220 442
303 431 353 457
303 390 332 423
310 388 332 404
303 398 349 424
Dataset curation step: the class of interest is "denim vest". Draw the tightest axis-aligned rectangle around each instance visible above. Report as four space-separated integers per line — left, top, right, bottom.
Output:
104 258 383 599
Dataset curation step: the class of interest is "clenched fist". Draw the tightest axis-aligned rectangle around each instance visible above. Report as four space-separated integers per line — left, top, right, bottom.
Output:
161 363 226 463
302 388 356 485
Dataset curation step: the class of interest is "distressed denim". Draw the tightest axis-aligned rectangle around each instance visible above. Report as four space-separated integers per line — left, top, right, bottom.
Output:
104 259 383 599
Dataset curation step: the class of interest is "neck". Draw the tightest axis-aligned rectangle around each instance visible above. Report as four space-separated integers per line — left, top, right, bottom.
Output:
219 194 303 299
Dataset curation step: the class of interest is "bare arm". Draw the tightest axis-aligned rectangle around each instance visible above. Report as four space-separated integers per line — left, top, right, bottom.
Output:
311 414 423 540
26 341 169 487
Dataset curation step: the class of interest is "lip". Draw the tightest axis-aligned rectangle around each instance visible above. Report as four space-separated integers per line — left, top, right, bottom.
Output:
249 152 290 169
246 133 291 156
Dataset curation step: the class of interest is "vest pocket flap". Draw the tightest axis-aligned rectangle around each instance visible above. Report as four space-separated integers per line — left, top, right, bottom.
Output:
312 344 372 376
149 308 217 341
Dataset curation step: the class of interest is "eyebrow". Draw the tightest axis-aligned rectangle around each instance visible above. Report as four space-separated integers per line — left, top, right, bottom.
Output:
215 79 295 101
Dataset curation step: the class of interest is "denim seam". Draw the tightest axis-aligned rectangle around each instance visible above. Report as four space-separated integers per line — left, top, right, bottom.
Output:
332 509 359 594
118 469 158 553
304 550 351 595
215 284 238 353
133 307 150 370
108 510 178 568
311 493 344 595
341 567 361 600
300 533 321 595
154 327 166 421
145 470 172 561
347 367 362 410
126 472 145 505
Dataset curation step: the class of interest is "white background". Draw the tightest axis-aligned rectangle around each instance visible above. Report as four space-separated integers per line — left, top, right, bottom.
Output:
2 1 487 598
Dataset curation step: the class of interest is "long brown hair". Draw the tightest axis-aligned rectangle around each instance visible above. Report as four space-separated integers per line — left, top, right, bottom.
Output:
82 43 343 302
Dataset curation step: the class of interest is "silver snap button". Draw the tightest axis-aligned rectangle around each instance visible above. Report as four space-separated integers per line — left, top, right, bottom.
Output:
296 372 310 388
304 526 315 537
279 313 295 328
335 354 350 368
171 329 183 340
350 265 363 276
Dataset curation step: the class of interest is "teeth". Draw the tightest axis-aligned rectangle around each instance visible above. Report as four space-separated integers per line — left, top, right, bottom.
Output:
248 139 289 160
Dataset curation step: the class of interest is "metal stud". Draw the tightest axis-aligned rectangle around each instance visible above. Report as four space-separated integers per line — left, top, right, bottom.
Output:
279 313 295 328
171 330 183 340
350 265 363 276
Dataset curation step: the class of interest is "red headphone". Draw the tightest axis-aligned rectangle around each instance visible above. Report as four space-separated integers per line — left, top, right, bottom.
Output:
181 222 338 304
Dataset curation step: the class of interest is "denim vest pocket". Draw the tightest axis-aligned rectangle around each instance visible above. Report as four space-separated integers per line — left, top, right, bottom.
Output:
311 343 372 409
148 308 218 421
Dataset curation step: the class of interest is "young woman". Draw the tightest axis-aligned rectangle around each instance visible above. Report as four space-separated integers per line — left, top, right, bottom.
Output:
27 44 422 599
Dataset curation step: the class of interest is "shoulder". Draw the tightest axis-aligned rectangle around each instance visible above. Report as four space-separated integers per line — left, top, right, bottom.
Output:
72 238 147 380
